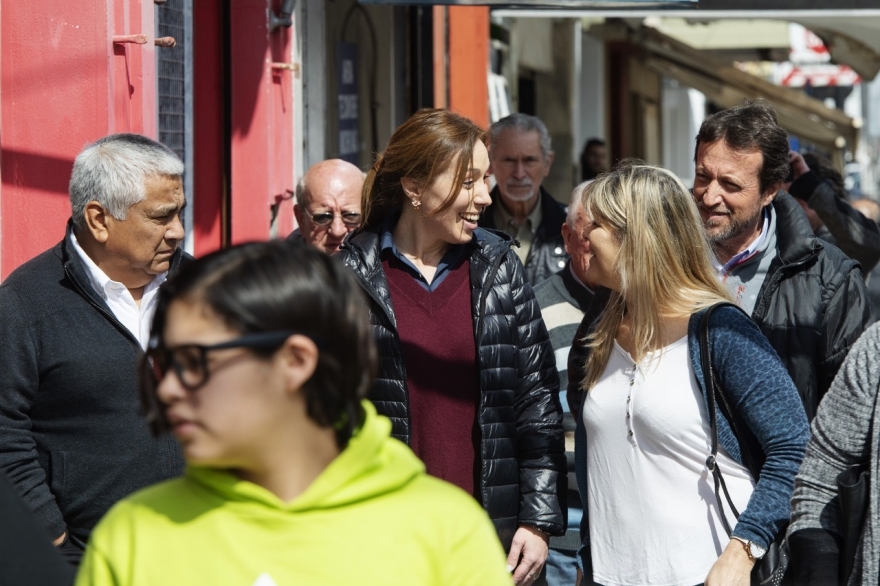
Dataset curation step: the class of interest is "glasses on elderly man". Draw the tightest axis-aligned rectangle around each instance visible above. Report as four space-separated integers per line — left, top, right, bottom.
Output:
304 209 361 227
144 331 300 391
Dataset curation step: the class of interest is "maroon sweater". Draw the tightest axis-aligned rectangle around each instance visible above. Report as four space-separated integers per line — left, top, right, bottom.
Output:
382 256 481 496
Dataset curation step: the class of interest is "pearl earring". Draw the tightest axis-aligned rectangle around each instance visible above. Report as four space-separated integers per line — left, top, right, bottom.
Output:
412 199 421 209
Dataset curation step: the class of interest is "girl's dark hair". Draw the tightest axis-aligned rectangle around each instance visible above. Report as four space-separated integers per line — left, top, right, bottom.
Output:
360 108 488 230
694 98 790 194
141 240 377 448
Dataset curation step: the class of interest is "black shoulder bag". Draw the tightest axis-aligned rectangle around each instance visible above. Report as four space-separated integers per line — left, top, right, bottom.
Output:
699 303 790 586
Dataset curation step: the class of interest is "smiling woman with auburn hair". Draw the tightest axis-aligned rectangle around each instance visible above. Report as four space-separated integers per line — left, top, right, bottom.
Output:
338 108 566 586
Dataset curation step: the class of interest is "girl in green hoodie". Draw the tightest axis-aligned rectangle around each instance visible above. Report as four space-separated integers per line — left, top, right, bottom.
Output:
76 241 511 586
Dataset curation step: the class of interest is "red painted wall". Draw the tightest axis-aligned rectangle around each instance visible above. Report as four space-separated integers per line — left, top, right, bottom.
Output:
448 6 489 128
228 0 296 245
0 0 157 278
1 0 296 273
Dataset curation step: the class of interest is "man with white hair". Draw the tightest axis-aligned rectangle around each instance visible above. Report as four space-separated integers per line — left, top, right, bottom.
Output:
533 181 597 585
0 134 189 562
290 159 364 255
480 113 568 285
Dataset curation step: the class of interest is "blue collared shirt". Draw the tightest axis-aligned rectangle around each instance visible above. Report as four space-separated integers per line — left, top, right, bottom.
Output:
379 213 479 292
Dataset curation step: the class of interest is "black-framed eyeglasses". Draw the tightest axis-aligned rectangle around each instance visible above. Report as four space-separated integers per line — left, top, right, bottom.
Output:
304 209 361 227
144 331 300 392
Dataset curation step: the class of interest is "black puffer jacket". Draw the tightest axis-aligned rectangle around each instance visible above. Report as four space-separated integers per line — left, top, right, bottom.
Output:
743 193 874 420
480 187 569 286
339 227 566 550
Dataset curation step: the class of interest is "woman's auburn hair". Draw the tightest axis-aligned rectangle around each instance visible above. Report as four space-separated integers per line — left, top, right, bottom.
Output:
581 161 733 392
360 108 488 230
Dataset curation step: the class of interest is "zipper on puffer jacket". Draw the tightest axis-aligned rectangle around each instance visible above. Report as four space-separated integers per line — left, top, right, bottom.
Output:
342 247 413 444
473 241 511 507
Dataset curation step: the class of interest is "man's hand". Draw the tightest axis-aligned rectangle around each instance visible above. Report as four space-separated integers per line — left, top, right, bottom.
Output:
705 539 756 586
53 531 67 546
506 525 549 585
789 151 811 183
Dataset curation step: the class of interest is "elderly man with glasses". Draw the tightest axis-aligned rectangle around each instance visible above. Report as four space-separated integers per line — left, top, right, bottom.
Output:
290 159 364 255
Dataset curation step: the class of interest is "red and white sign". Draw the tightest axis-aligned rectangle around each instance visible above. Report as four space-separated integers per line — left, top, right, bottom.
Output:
772 23 861 88
777 63 861 87
789 23 830 64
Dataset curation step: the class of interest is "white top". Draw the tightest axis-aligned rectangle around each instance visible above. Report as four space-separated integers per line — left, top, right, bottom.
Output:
70 234 166 349
582 336 755 586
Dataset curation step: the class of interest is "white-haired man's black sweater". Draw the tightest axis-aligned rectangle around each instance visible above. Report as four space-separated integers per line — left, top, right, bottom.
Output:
0 224 187 563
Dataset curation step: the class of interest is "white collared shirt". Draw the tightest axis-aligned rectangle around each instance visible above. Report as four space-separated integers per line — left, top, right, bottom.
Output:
712 208 771 274
70 234 167 349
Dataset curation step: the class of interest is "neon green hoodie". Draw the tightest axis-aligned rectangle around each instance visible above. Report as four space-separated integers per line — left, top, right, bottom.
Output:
76 402 511 586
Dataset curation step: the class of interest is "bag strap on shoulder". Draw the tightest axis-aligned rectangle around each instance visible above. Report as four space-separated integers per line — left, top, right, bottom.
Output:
700 302 744 537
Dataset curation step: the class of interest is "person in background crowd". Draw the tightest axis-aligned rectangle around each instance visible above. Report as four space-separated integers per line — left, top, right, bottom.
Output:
289 159 364 255
75 241 512 586
534 180 597 586
0 134 188 563
579 139 607 182
788 320 880 586
692 99 875 420
852 198 880 225
851 198 880 316
569 163 809 586
479 113 568 285
1 470 75 585
785 150 880 274
339 108 566 586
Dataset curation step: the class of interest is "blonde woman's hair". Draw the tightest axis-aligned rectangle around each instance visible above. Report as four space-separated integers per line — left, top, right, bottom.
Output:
581 161 732 391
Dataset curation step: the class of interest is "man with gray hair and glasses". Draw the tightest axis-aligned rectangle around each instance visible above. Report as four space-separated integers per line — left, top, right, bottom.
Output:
290 158 364 255
479 113 569 285
0 134 189 563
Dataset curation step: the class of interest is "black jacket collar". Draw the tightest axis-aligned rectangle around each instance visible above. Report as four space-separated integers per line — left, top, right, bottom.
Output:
770 192 823 267
558 260 595 311
482 186 565 238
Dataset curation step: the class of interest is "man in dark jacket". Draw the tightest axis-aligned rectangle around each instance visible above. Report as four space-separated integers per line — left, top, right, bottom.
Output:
693 99 875 419
0 134 188 563
480 113 568 285
534 181 596 586
785 150 880 274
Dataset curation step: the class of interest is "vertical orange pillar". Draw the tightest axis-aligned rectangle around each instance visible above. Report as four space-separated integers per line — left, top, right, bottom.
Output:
433 6 447 109
447 6 489 128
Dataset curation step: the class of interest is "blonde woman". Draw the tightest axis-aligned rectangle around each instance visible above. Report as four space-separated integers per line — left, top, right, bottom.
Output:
567 163 810 586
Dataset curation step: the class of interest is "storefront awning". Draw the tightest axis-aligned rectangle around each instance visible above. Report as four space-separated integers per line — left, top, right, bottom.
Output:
636 27 859 153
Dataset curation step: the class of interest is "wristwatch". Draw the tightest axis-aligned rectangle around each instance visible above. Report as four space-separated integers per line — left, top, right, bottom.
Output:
731 536 766 561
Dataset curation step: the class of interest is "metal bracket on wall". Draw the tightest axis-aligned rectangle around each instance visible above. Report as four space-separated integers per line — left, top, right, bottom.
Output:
112 34 148 45
270 0 297 32
271 62 301 78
